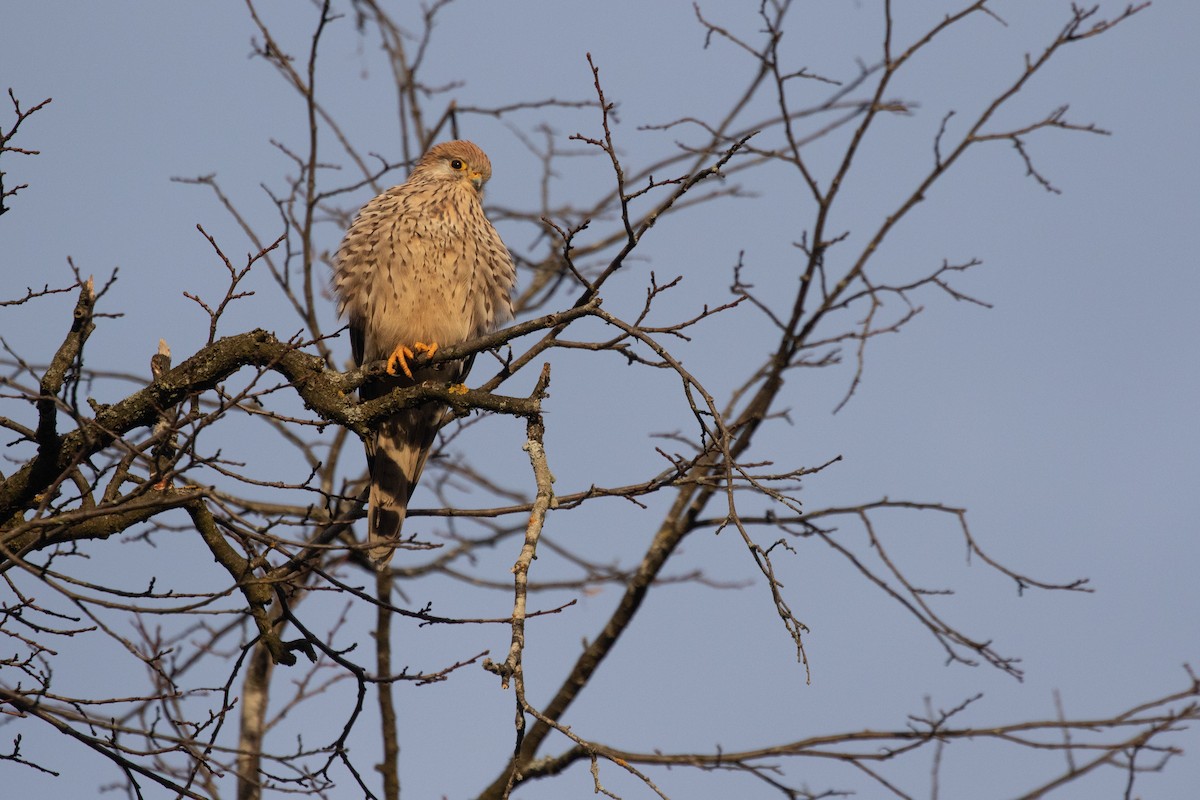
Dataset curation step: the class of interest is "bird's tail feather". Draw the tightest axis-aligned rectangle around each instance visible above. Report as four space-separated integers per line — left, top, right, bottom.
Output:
367 406 440 569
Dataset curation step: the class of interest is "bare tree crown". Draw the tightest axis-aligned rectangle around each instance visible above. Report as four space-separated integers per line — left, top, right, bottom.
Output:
2 3 1194 799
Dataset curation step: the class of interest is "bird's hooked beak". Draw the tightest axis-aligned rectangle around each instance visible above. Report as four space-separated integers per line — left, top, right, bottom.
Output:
469 170 484 191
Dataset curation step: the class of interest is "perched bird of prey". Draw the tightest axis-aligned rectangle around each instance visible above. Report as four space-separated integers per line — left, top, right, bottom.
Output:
333 140 516 569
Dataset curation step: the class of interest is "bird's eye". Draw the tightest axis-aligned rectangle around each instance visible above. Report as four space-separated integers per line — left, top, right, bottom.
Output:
450 158 465 171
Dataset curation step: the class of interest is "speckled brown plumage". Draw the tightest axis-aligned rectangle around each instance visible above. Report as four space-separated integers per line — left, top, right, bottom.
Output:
333 140 516 569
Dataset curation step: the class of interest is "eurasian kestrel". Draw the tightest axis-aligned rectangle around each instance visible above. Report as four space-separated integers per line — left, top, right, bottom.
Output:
333 140 516 569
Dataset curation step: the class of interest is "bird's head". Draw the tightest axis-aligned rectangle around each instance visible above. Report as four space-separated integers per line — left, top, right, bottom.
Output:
417 140 493 192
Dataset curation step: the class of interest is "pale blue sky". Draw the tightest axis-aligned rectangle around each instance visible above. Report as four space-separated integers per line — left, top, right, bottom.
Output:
2 2 1197 798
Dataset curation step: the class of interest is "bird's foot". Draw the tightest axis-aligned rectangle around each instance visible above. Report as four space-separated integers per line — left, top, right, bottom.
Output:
385 344 414 378
386 341 439 379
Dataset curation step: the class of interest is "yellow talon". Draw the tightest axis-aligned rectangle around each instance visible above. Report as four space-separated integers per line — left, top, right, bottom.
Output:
385 341 439 379
386 344 415 378
447 383 468 396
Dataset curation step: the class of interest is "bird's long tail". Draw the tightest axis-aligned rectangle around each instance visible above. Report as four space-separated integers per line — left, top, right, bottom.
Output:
366 405 441 569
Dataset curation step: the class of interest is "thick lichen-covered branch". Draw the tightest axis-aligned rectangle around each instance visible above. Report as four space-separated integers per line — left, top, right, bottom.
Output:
0 323 553 546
